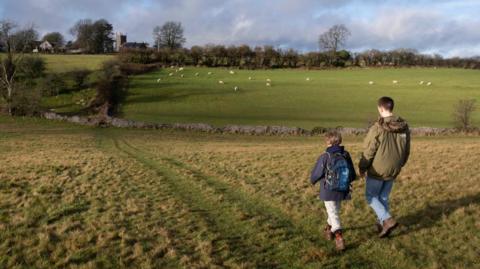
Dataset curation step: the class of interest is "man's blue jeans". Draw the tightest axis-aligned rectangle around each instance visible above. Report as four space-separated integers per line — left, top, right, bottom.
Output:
365 176 394 223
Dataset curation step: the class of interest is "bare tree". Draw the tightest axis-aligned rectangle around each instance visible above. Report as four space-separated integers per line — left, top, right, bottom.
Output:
319 24 350 64
153 21 186 50
453 99 476 130
0 20 21 114
0 20 39 115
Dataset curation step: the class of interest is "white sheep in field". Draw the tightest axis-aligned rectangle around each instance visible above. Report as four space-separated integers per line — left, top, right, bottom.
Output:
207 72 213 75
306 77 311 81
427 82 432 86
419 81 424 85
266 78 271 82
218 80 224 84
168 73 174 76
229 70 235 75
266 82 271 87
170 65 175 69
157 78 162 83
179 67 184 71
369 81 374 85
180 74 184 78
248 76 252 80
195 72 199 76
234 86 239 91
392 80 398 84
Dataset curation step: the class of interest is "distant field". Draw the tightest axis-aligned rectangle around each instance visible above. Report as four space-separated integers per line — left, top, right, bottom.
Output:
0 53 112 72
0 116 479 268
40 54 113 72
123 67 480 128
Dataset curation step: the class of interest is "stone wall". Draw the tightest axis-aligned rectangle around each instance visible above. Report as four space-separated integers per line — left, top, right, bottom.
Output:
42 112 475 136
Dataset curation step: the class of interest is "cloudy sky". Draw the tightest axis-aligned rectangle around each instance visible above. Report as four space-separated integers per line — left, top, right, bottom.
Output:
1 0 480 57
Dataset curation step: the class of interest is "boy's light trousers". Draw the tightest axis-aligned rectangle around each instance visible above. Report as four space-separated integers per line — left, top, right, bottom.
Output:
324 201 342 232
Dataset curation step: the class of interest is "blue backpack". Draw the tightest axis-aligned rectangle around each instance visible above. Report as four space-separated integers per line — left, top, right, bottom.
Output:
325 152 352 192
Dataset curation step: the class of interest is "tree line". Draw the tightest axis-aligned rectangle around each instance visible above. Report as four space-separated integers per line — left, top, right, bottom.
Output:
121 45 480 70
1 18 480 70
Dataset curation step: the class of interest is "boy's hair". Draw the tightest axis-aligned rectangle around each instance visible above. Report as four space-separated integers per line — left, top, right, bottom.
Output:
325 130 342 145
378 96 394 112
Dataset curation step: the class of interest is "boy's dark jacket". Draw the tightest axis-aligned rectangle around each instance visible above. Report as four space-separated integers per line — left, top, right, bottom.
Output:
310 145 357 201
358 116 410 180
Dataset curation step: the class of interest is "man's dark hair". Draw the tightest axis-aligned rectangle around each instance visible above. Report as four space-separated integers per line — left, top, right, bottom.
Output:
378 96 394 112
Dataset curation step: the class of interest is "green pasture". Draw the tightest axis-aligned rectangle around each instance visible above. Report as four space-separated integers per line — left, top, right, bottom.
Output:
123 67 480 128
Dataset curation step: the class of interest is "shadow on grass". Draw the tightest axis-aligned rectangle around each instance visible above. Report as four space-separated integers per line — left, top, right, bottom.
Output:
395 193 480 236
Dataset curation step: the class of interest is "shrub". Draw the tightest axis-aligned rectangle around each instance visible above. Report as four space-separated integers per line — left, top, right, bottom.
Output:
17 55 46 79
118 49 153 64
38 73 67 96
10 83 42 116
119 63 160 75
90 60 128 115
453 99 476 130
68 69 91 90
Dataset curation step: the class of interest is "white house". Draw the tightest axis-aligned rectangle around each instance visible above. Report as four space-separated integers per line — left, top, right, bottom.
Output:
39 41 56 53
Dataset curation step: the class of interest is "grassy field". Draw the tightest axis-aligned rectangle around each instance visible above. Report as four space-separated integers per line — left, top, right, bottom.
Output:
40 54 114 73
1 116 479 268
122 67 480 128
0 53 113 72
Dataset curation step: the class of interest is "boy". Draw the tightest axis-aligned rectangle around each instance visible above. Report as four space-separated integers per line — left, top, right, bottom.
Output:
359 96 410 238
310 131 357 251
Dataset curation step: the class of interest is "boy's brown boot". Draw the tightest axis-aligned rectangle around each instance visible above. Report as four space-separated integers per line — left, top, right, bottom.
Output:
334 230 345 251
379 218 398 238
324 224 334 241
375 223 383 233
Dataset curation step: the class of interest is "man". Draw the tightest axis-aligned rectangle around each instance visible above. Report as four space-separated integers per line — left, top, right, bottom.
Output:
359 96 410 238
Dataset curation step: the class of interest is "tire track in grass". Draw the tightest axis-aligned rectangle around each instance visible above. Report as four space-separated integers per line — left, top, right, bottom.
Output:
119 139 372 268
175 155 344 238
111 137 286 268
96 135 242 268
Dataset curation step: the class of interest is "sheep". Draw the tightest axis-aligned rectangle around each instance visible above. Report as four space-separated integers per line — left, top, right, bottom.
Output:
248 76 252 80
266 82 271 87
392 80 398 84
306 77 311 81
234 86 239 91
266 78 271 82
168 73 174 76
419 81 424 85
218 80 224 84
157 78 162 83
229 70 235 75
175 69 179 73
180 74 184 78
207 72 213 75
170 65 175 69
195 72 199 76
179 67 184 71
426 82 432 86
368 81 374 85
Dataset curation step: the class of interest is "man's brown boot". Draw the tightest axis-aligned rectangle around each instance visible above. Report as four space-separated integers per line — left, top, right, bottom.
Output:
334 230 345 251
324 224 334 241
379 218 398 238
375 223 382 233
